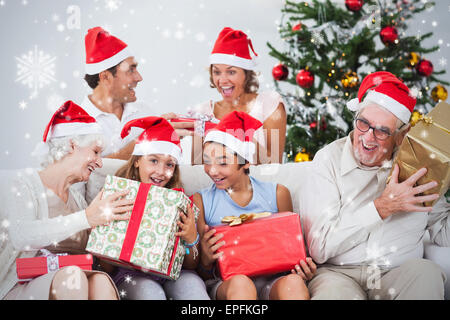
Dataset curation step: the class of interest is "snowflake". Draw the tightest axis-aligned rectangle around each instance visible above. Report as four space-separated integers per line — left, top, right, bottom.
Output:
119 289 127 298
15 45 56 98
104 0 122 12
19 100 27 110
124 275 132 284
439 57 447 67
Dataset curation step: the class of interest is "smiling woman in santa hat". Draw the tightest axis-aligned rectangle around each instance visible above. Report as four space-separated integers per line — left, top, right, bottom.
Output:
177 27 287 165
0 101 134 300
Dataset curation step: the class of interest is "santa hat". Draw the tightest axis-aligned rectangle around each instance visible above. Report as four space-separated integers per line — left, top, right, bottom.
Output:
204 111 263 162
43 100 102 142
121 117 182 163
85 26 133 75
346 71 416 123
209 27 258 70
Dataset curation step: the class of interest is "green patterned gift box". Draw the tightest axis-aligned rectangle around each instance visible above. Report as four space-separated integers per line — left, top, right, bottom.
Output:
86 175 199 280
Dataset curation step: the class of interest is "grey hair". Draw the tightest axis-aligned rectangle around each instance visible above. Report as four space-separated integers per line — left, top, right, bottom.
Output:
40 134 105 168
353 100 409 136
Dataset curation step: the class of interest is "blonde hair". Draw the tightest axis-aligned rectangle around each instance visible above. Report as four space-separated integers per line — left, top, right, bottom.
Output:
114 155 182 189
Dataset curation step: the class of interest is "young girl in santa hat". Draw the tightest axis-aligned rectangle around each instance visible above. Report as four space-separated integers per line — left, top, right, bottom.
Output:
108 116 209 300
192 111 316 300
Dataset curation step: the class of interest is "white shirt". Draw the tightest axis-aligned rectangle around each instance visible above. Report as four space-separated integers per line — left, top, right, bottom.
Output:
300 134 450 268
81 96 153 157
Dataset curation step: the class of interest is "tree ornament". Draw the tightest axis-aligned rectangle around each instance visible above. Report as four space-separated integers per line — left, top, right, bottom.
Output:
431 84 448 102
295 149 310 162
406 52 420 69
272 63 289 81
341 71 359 89
309 121 317 129
379 26 398 45
410 110 422 126
416 59 433 77
296 69 314 88
345 0 364 12
292 23 302 32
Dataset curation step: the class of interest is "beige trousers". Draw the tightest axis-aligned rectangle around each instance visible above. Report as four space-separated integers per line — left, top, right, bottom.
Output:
308 259 446 300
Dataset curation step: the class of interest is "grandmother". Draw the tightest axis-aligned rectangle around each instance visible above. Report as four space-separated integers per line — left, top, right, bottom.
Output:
0 101 133 300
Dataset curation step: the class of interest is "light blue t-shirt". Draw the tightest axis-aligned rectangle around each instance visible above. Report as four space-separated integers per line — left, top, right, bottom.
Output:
199 176 279 227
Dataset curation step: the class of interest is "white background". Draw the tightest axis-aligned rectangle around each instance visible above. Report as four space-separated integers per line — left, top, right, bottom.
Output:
0 0 448 169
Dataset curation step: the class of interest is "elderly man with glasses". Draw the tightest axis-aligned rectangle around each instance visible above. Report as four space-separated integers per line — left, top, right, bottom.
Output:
300 71 449 300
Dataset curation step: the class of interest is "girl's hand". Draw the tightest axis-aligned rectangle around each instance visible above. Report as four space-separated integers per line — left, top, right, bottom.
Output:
291 257 317 281
175 204 197 244
199 224 225 269
85 189 134 228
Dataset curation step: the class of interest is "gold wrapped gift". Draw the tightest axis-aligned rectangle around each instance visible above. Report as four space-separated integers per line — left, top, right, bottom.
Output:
392 101 450 207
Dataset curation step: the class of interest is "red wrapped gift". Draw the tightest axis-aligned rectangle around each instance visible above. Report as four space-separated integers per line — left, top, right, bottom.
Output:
16 250 93 282
169 117 217 135
213 212 306 280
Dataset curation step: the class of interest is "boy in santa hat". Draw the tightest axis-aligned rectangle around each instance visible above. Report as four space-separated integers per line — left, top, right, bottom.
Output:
300 71 449 300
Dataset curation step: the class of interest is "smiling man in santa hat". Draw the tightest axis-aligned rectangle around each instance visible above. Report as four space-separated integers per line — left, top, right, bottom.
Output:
81 26 149 160
81 27 192 160
300 71 449 300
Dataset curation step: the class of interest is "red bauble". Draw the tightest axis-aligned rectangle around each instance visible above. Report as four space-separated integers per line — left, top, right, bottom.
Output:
272 64 289 81
292 23 302 32
380 26 398 45
296 69 314 88
416 59 433 77
345 0 364 12
310 119 327 131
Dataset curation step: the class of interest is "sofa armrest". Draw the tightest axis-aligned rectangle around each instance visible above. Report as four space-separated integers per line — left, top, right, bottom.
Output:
424 235 450 300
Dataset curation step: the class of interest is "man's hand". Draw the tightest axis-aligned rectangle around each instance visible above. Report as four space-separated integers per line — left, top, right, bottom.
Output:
374 164 440 219
161 112 194 137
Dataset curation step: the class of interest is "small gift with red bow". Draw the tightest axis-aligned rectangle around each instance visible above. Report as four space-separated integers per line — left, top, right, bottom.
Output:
16 249 93 283
169 112 218 137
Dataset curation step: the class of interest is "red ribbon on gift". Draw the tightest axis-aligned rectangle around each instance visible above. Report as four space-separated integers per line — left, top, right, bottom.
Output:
119 183 152 262
118 183 191 277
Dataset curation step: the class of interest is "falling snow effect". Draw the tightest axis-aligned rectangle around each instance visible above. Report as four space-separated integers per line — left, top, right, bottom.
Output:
15 45 56 98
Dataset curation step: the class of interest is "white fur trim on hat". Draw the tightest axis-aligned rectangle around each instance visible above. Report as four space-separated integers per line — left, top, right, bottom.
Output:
51 122 103 139
204 130 256 162
85 46 133 75
132 140 182 163
346 98 360 112
209 53 256 70
364 90 411 123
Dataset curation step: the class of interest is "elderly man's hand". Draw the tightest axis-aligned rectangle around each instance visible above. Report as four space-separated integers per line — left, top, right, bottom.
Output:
161 112 194 137
374 164 440 219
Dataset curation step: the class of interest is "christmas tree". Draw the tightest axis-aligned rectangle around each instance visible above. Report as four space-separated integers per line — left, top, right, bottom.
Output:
267 0 448 162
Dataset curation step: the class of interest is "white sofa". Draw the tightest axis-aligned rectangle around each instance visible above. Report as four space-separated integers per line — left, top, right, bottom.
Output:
86 159 450 299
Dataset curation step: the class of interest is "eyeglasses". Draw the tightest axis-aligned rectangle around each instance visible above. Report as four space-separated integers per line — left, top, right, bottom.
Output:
355 118 392 140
